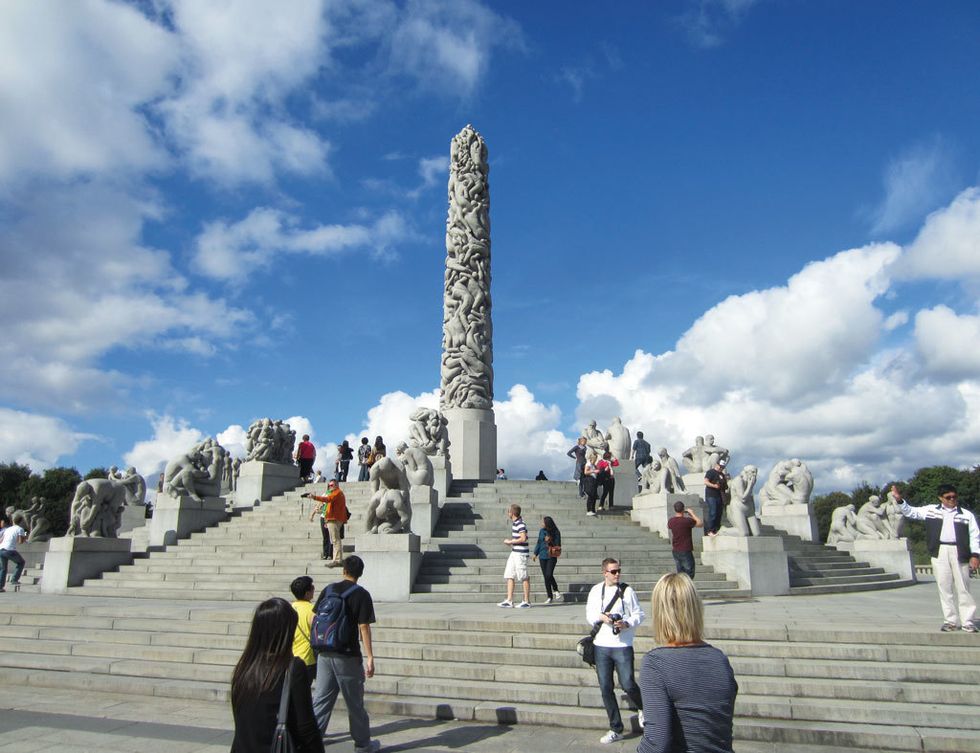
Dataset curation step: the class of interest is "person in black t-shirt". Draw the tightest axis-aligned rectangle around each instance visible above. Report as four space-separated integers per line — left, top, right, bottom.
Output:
310 556 380 753
703 461 728 536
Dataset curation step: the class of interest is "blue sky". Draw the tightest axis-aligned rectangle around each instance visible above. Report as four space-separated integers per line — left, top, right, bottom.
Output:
2 0 979 491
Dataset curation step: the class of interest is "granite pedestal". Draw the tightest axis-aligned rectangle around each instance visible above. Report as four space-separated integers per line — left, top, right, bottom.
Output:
149 493 228 547
836 538 916 581
355 533 422 601
611 459 636 508
681 473 706 501
235 460 302 509
700 535 790 596
431 455 452 501
41 536 134 593
631 491 703 545
444 407 496 482
410 485 440 542
760 502 819 542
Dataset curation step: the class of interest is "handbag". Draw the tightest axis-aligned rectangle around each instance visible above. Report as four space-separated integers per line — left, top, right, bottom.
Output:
576 585 623 666
271 663 297 753
545 533 561 559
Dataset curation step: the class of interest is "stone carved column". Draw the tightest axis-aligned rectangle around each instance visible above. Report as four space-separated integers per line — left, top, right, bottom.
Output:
440 124 497 481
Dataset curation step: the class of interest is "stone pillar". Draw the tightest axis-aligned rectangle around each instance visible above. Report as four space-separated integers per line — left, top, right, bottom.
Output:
409 485 440 542
41 536 134 593
760 502 819 542
439 125 497 482
835 538 916 581
700 536 790 596
149 493 228 547
612 460 636 508
431 454 452 501
631 491 703 545
355 534 422 601
235 460 302 509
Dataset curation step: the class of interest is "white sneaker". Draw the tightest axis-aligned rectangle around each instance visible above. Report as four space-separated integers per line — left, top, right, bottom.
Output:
517 601 531 608
600 730 623 744
586 511 597 517
638 710 645 727
497 600 513 608
544 597 553 604
554 592 563 602
354 741 381 753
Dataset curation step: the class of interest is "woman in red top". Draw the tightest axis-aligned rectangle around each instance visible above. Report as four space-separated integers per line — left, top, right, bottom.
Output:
596 451 620 511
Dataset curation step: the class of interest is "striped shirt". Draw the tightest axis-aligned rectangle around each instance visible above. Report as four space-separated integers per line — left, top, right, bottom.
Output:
510 517 529 554
638 643 737 753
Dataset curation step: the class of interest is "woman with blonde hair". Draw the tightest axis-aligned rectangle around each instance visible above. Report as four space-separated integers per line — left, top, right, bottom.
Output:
638 573 737 753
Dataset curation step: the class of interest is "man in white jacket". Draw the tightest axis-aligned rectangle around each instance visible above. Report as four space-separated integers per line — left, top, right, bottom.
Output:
586 558 645 744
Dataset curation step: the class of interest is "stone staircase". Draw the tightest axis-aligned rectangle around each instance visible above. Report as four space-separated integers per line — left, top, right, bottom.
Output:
756 525 914 594
1 597 978 752
414 480 747 602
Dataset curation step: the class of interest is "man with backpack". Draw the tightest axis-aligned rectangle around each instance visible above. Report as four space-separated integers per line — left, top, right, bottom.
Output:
310 555 380 753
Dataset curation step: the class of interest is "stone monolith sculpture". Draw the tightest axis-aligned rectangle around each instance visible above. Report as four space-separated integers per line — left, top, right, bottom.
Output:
440 124 497 481
605 417 631 460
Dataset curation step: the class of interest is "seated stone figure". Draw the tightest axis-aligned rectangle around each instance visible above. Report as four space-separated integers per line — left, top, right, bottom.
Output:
365 456 413 534
395 442 434 487
725 465 760 537
826 503 858 545
163 442 225 501
638 460 663 494
582 420 609 457
604 417 631 461
657 447 686 493
681 436 707 474
854 496 890 539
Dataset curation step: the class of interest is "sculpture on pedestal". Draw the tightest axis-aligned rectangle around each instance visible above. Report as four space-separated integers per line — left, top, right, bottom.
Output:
244 418 296 464
638 460 663 494
365 456 413 534
604 417 631 460
726 465 760 537
163 439 228 502
440 125 493 411
826 503 858 545
12 496 53 542
853 496 892 539
408 408 450 457
583 420 609 457
758 459 814 506
681 435 729 474
395 442 434 487
67 467 146 538
883 493 905 539
657 448 686 492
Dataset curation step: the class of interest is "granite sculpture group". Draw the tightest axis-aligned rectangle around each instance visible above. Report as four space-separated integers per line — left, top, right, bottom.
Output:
162 438 233 502
67 467 146 538
244 418 296 464
827 494 905 545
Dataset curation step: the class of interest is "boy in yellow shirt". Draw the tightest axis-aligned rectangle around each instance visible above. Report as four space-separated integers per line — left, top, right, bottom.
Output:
290 575 317 682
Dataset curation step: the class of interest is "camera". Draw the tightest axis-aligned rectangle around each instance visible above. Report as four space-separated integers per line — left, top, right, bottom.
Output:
301 493 311 499
609 613 623 635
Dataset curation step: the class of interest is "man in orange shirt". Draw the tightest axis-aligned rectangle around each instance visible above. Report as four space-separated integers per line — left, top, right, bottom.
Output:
307 480 347 567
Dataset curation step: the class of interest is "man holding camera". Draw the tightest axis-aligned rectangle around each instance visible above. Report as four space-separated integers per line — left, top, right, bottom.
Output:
586 557 645 744
306 480 347 567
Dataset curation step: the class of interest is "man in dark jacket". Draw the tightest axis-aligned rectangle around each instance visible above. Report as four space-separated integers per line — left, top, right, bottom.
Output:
892 484 980 632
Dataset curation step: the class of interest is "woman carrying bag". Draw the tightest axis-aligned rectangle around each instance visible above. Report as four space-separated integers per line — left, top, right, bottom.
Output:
533 515 563 603
231 598 324 753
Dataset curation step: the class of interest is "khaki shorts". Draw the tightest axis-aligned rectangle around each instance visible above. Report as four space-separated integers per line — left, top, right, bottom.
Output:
504 551 529 581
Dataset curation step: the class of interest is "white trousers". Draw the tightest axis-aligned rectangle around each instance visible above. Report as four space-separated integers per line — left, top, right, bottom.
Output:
932 544 976 626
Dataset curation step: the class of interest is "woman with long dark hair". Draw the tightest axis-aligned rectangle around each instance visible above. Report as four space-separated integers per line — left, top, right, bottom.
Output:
231 598 324 753
532 515 562 603
336 440 353 482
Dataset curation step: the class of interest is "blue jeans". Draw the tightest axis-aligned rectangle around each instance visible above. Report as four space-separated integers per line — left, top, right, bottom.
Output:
357 464 370 482
705 496 722 534
673 550 696 578
313 653 372 746
0 549 25 588
594 645 642 733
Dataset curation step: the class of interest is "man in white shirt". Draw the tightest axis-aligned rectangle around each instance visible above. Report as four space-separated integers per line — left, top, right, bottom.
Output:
892 484 980 632
586 558 645 743
0 514 28 592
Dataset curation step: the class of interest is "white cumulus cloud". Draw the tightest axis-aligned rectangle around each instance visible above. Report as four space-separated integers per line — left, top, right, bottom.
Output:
0 408 96 471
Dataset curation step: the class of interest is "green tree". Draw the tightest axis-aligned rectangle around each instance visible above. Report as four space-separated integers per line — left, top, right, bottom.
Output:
84 467 109 480
812 491 851 542
905 465 968 507
850 481 880 507
19 467 81 537
0 462 32 506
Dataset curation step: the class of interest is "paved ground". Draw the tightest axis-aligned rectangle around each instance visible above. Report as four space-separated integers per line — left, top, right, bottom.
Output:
0 578 964 753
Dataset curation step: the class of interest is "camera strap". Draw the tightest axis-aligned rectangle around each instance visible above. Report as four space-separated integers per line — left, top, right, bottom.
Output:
591 584 625 638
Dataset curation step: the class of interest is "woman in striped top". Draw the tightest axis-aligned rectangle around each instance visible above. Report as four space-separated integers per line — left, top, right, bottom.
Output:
638 573 737 753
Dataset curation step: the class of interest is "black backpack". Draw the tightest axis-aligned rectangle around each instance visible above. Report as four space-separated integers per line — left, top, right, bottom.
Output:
310 582 360 653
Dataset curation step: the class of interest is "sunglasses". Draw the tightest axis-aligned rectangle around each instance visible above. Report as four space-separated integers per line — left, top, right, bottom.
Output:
942 493 957 500
606 569 621 575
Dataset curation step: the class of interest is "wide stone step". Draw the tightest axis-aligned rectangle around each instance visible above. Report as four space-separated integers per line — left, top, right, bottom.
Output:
790 573 899 587
789 579 915 595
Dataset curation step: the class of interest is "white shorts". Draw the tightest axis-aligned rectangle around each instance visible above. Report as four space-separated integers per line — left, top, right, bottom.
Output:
504 551 529 581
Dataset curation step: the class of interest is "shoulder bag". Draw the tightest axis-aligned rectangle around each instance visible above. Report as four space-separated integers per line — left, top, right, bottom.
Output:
576 584 624 665
271 662 297 753
545 533 562 559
